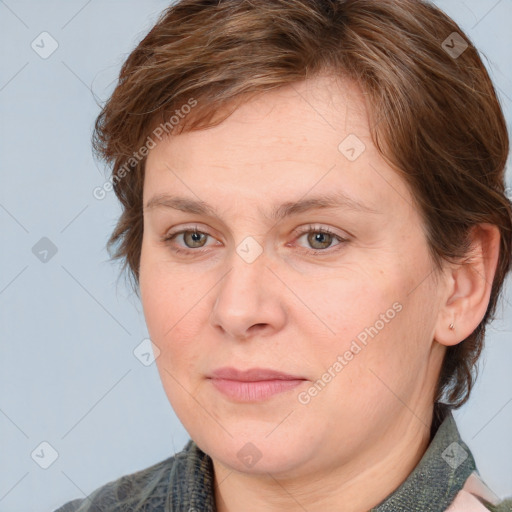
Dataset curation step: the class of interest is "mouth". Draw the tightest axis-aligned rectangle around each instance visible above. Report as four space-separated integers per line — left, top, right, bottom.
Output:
207 367 308 402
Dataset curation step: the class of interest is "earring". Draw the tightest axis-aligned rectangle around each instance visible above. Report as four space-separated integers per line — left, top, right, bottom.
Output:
449 322 455 330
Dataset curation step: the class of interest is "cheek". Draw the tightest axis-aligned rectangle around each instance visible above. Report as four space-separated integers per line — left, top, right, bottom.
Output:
299 267 404 344
301 262 432 390
141 275 200 353
139 249 214 379
139 256 214 435
140 239 189 323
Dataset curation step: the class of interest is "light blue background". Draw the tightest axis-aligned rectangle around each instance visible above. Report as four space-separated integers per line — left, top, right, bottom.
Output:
0 1 511 511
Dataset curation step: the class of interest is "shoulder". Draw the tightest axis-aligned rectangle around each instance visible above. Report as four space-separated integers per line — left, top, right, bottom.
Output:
53 441 194 512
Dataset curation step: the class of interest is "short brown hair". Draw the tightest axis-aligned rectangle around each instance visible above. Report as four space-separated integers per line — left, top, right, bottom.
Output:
92 0 512 420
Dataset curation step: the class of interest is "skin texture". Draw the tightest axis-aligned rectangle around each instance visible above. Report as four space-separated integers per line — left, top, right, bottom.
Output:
139 75 500 512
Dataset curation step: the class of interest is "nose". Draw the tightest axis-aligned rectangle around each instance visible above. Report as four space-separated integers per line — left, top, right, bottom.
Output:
209 246 287 341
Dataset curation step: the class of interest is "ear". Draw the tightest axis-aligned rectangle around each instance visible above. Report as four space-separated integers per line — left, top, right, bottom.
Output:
435 223 501 347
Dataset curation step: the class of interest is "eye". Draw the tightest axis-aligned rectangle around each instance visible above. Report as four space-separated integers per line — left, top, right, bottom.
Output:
294 225 347 252
179 230 208 249
161 225 215 254
161 224 348 256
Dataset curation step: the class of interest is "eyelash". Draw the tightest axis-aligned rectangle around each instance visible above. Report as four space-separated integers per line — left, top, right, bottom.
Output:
161 224 348 256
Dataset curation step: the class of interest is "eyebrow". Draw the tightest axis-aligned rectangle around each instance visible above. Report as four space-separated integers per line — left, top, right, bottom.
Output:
145 191 379 220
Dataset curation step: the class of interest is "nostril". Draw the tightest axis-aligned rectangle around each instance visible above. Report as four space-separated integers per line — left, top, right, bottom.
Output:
250 323 268 333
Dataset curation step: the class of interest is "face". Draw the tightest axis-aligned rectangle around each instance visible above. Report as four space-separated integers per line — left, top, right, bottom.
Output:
139 75 446 479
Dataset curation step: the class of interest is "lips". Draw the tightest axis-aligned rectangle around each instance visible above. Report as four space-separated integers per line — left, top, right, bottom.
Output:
208 367 306 382
207 367 307 402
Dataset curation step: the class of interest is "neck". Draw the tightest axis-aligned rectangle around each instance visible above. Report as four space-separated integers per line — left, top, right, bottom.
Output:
213 409 434 512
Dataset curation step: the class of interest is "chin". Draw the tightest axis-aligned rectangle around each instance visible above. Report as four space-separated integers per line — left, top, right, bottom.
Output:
194 427 318 476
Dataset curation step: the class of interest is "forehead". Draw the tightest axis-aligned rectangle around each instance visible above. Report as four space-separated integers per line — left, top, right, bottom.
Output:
143 74 412 219
148 75 366 159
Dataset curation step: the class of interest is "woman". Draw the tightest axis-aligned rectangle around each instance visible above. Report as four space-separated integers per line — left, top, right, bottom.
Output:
56 0 512 510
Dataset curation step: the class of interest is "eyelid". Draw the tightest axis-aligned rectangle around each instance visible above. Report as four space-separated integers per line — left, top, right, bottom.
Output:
292 223 347 239
164 222 211 235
